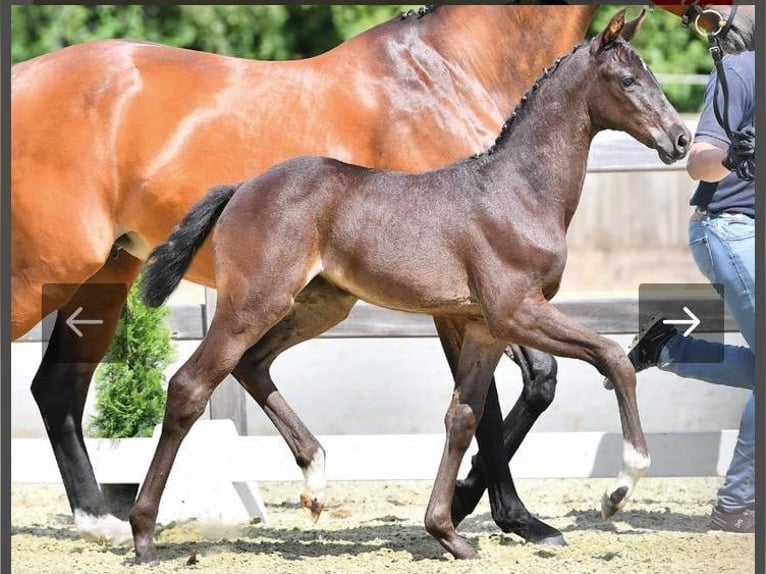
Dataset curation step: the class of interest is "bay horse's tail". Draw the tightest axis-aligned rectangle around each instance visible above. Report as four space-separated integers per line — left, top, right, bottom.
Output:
141 183 237 307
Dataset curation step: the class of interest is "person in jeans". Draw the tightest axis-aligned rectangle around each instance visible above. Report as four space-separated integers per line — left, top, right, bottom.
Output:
619 50 755 533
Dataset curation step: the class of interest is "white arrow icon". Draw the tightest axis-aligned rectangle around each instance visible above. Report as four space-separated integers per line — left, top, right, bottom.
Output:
662 306 701 337
66 306 104 337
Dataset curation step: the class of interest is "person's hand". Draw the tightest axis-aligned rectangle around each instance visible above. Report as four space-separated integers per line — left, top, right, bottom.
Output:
722 126 755 181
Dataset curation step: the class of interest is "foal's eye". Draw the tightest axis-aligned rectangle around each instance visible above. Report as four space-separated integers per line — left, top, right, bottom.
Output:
621 76 635 88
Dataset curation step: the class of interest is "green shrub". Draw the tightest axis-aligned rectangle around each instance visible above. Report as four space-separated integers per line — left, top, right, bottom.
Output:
88 275 174 439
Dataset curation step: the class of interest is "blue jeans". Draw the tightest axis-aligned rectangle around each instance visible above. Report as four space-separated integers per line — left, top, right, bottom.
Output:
657 211 755 511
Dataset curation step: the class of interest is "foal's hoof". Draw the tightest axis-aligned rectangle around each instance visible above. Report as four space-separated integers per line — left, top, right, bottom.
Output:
601 485 629 520
134 548 160 566
448 538 480 560
300 493 325 523
602 376 614 391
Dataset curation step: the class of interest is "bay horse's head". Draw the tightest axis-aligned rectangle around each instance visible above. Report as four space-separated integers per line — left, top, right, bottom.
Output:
587 9 691 165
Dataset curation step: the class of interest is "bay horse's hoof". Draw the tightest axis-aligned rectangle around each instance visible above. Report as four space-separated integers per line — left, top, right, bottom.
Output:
133 533 161 566
498 514 566 546
300 492 325 523
536 533 567 546
524 530 567 546
74 511 133 545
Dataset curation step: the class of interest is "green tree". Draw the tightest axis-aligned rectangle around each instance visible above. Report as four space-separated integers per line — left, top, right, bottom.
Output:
88 276 174 439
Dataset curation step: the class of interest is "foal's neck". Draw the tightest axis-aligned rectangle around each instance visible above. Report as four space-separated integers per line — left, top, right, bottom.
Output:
480 45 597 226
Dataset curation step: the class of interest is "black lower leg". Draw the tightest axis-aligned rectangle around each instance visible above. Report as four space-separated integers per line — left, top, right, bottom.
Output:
451 347 563 544
32 352 107 517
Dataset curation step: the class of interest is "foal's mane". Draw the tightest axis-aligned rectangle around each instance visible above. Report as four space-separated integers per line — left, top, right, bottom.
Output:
473 42 583 160
473 38 641 160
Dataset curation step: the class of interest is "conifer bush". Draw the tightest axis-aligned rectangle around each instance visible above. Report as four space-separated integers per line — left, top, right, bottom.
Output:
88 275 174 439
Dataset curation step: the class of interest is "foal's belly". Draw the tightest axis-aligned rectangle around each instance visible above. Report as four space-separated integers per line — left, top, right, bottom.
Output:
320 259 479 316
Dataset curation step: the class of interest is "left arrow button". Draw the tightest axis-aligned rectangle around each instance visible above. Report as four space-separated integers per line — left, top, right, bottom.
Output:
66 306 105 337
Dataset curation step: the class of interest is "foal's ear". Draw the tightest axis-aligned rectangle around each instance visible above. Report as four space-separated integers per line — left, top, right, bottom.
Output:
591 8 625 54
620 8 646 42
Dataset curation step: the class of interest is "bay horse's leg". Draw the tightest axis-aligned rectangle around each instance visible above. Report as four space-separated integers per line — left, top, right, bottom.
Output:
231 277 358 521
425 320 505 559
435 319 563 544
453 346 561 540
488 297 650 518
30 248 142 544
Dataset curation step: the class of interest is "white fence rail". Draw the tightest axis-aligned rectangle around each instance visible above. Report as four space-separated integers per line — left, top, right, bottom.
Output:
12 420 737 524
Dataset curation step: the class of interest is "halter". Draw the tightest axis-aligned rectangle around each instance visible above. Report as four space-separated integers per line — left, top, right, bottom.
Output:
680 4 737 39
683 6 737 137
681 4 754 181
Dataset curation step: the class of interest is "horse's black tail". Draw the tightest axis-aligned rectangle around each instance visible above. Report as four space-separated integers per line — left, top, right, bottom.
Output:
141 183 237 307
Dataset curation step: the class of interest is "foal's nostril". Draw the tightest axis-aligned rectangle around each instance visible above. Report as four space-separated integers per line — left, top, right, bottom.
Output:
673 129 691 157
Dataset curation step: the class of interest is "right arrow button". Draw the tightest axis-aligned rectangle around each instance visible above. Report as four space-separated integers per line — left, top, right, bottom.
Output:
662 305 701 337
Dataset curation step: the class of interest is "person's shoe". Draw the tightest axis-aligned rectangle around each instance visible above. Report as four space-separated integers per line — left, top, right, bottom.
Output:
603 315 678 390
710 505 755 533
626 315 679 373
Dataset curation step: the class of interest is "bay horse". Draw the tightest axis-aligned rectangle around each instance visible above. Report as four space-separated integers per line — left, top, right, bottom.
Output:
10 3 754 545
134 10 690 563
11 4 600 545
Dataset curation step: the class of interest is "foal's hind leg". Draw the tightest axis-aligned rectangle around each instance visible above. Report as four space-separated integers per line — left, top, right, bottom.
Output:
486 296 650 519
30 249 142 544
231 277 358 521
130 224 320 564
130 289 297 564
435 319 563 544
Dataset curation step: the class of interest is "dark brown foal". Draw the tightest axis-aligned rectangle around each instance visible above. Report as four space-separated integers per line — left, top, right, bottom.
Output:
134 10 690 563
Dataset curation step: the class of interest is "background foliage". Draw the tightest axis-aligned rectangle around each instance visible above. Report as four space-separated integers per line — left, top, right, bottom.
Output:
87 276 174 439
12 4 712 111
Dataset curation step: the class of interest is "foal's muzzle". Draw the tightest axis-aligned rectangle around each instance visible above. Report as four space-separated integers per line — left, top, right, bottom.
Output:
656 123 692 165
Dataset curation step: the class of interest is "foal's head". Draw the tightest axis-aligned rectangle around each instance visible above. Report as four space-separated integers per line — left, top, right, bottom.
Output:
585 10 690 165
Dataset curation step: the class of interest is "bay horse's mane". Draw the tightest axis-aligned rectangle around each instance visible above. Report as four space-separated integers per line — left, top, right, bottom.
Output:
397 2 572 23
399 4 439 20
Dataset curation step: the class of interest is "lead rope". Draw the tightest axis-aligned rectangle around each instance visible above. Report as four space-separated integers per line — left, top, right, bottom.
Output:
708 33 755 181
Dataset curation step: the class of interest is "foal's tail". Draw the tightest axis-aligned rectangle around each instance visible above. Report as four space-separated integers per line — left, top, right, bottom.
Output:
141 183 237 307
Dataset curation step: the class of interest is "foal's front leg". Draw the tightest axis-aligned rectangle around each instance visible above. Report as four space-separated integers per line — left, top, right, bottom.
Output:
486 295 650 518
435 318 563 544
424 320 505 559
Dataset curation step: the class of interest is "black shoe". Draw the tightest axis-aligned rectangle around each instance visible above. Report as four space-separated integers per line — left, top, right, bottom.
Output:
626 315 679 373
603 315 678 390
710 505 755 533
